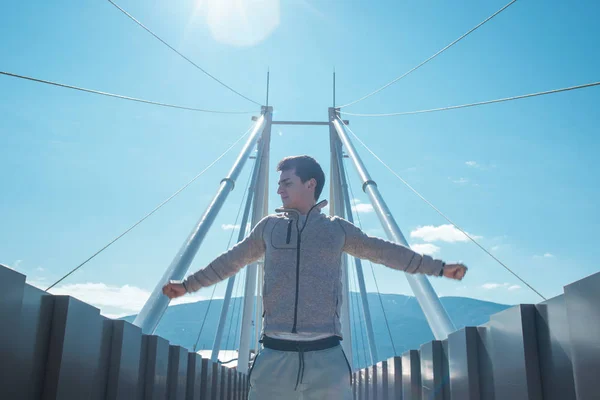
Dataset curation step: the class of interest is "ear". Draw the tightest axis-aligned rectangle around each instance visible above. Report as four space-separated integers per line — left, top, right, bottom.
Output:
308 178 316 190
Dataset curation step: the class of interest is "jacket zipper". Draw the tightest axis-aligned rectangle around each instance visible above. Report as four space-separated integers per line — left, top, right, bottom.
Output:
291 229 301 333
290 203 320 333
286 220 293 244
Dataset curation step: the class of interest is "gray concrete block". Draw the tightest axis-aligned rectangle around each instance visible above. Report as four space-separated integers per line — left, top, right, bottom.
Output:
402 350 421 400
168 345 189 400
42 295 104 400
219 366 227 400
364 366 371 400
211 362 220 400
106 320 142 400
187 352 203 400
448 327 480 400
221 367 233 400
489 304 542 400
564 271 600 400
201 358 213 400
141 335 170 400
375 361 385 400
476 324 495 400
441 340 450 400
420 341 445 400
370 363 378 400
386 356 401 400
357 369 364 400
0 265 26 398
13 284 54 400
231 370 238 400
92 317 114 400
535 295 576 400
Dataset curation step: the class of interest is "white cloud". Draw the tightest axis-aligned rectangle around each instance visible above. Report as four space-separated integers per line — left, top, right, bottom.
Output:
36 266 45 272
411 243 440 256
49 283 151 315
351 199 374 213
222 224 240 230
46 281 221 318
452 177 469 185
482 282 520 291
410 224 481 243
352 203 374 213
465 161 479 167
491 245 501 252
482 282 509 290
534 253 556 259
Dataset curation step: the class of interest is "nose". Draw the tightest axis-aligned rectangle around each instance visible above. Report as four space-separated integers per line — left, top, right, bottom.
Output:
277 186 284 195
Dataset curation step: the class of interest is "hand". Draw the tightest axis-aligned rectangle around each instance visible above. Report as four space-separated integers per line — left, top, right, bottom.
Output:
443 263 468 280
162 282 187 299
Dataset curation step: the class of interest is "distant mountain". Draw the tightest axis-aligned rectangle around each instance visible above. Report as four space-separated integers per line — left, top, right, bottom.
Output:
122 293 510 369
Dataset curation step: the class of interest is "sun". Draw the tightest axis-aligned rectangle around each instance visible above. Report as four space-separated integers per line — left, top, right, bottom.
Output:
198 0 281 47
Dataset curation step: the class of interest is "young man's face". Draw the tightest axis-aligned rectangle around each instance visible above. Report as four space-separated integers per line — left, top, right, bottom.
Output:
277 168 315 210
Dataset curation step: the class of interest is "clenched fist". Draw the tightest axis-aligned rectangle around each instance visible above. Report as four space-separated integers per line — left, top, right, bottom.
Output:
443 264 468 280
162 281 187 299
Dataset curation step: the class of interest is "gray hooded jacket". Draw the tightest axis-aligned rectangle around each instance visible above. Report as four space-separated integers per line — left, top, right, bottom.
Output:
184 200 444 339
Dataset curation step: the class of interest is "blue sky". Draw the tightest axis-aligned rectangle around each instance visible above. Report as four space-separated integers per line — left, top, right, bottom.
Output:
1 0 599 321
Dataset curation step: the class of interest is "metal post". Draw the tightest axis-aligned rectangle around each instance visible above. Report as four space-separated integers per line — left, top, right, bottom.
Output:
334 144 378 364
329 110 354 367
133 114 266 334
330 110 455 340
210 147 262 362
254 261 264 354
254 112 272 354
237 107 272 373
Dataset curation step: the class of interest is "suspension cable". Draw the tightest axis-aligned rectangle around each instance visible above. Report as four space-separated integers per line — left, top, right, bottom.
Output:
0 71 257 114
230 268 246 352
338 0 518 109
192 284 218 352
106 0 262 106
193 160 256 352
338 118 547 301
350 254 371 369
46 123 255 291
345 160 398 355
221 173 255 358
340 81 600 117
348 261 361 369
222 266 245 354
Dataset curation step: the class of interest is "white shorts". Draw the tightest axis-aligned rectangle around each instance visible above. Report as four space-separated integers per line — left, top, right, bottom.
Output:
248 345 353 400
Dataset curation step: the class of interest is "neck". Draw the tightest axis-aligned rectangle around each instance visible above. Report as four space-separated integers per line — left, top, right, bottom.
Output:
297 201 317 215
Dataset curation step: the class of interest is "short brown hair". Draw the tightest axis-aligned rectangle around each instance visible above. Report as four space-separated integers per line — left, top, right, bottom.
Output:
277 156 325 200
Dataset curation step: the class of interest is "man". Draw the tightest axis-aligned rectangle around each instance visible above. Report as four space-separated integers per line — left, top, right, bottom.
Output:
163 155 467 399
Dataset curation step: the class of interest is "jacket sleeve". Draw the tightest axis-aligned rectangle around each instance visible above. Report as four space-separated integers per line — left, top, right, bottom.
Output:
183 217 269 292
336 218 444 277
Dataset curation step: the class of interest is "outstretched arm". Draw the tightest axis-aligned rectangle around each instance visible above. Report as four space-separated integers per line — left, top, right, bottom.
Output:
337 218 467 280
163 217 268 299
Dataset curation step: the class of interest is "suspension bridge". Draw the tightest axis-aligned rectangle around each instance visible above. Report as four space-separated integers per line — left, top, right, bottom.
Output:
1 1 599 399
